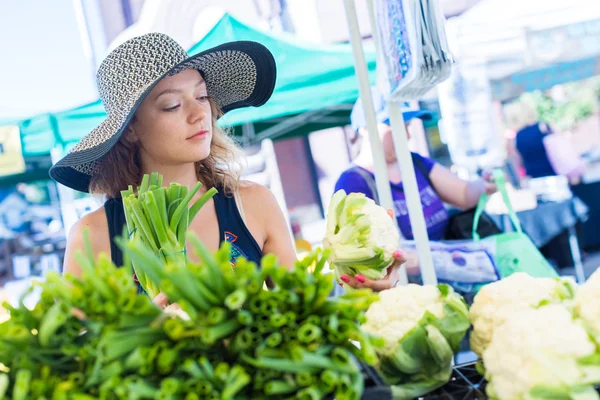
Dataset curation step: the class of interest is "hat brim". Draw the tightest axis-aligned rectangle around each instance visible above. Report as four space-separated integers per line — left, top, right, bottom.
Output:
50 41 276 193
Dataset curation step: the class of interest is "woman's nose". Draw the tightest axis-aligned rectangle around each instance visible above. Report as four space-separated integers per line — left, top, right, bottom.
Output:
187 100 207 124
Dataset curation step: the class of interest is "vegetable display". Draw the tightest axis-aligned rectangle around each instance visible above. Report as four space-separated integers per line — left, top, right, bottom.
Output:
324 190 400 291
121 172 218 298
4 171 600 400
0 230 382 399
360 284 470 399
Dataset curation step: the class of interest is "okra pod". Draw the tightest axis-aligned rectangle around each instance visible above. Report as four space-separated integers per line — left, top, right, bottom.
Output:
320 370 338 392
225 289 247 311
222 365 251 399
201 319 241 345
157 347 178 374
181 359 206 380
13 369 31 400
159 377 181 395
240 354 320 374
297 323 322 344
264 380 297 396
295 371 314 387
207 307 228 325
296 386 325 400
269 313 287 328
237 310 253 326
265 332 283 348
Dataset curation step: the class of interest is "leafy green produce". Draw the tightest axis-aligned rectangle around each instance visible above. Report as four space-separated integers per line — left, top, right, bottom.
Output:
0 206 382 399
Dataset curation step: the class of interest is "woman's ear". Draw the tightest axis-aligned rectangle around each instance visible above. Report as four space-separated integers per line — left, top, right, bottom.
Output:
122 122 140 144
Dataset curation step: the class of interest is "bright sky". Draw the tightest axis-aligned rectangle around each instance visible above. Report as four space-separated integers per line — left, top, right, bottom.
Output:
0 0 99 120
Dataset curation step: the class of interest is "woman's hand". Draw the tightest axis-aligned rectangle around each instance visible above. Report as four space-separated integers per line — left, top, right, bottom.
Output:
481 170 498 195
153 292 169 308
338 209 408 292
339 249 407 291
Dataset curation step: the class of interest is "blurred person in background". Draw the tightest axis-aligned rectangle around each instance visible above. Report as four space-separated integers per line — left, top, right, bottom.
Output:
505 100 585 186
335 87 497 243
504 101 557 180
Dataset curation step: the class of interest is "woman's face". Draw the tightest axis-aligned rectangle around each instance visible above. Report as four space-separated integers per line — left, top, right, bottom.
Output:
130 69 213 167
379 122 412 163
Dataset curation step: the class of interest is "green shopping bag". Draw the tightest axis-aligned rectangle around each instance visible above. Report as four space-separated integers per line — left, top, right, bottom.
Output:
472 170 558 285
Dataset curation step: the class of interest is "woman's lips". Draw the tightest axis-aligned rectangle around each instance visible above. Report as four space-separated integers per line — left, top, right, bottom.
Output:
187 130 208 140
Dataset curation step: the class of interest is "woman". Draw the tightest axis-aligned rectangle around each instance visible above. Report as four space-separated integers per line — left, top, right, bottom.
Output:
514 121 557 179
336 88 497 241
51 34 403 300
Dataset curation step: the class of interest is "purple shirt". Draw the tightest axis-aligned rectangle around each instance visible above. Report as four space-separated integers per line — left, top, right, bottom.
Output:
334 153 449 241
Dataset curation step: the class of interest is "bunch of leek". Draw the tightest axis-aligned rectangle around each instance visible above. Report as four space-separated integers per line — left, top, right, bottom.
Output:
120 172 217 297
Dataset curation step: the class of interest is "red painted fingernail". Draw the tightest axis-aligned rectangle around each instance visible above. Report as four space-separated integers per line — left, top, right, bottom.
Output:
355 274 366 283
340 275 350 283
394 250 403 258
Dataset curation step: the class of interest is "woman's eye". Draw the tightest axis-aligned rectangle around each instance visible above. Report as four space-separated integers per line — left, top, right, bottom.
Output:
163 104 180 112
197 96 210 102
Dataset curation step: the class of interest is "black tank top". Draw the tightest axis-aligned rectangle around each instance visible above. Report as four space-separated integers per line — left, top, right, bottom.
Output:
104 189 263 272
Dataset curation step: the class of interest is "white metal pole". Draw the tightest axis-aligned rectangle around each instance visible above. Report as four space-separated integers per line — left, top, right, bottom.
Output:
343 0 408 285
388 101 437 285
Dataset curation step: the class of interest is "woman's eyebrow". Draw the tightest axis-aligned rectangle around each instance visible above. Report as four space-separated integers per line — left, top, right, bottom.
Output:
153 79 206 101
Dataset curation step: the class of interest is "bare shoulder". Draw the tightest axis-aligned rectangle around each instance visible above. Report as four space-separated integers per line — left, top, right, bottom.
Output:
63 206 111 276
237 180 280 228
238 180 278 204
238 181 296 268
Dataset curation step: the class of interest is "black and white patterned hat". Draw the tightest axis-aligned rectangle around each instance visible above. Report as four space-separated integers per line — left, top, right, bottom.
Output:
49 32 276 193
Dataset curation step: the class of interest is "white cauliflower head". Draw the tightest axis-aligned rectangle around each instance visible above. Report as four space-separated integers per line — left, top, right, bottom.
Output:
360 284 470 398
469 272 576 356
362 284 445 356
575 268 600 341
483 304 600 400
324 190 399 285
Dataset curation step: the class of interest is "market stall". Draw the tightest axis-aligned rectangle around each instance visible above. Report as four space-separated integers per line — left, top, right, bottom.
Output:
2 1 600 399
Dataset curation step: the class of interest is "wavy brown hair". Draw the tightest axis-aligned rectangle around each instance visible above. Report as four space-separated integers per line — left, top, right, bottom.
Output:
89 98 244 198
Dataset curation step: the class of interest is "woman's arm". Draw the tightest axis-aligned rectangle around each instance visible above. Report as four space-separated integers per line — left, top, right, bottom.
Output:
62 208 111 277
429 164 496 210
239 182 298 270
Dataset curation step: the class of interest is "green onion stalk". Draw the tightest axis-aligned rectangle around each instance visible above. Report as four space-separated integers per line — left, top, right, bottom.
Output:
120 172 217 297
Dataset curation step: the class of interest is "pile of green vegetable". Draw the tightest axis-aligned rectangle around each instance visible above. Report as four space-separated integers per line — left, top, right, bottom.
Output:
0 230 381 399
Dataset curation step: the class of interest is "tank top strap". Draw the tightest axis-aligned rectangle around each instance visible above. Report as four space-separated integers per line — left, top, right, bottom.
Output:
104 197 126 268
212 188 263 266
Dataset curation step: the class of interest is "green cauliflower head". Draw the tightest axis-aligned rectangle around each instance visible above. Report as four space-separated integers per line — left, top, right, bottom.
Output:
483 304 600 400
361 284 470 399
469 272 577 357
575 269 600 342
324 190 399 288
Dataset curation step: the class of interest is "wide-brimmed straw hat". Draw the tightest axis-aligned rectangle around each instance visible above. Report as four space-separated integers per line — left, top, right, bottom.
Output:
49 32 276 193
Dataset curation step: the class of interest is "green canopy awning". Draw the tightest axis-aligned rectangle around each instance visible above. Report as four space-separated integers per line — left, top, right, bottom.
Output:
188 13 376 133
5 13 376 158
